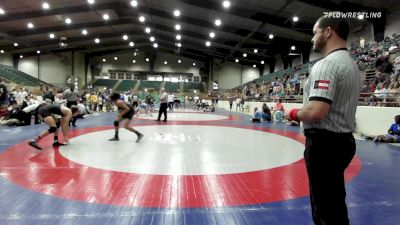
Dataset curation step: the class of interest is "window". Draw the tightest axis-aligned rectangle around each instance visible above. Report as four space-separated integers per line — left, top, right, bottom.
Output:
110 73 116 79
148 77 156 81
156 76 163 81
118 73 124 80
126 74 132 80
164 77 170 82
171 77 179 82
193 76 200 82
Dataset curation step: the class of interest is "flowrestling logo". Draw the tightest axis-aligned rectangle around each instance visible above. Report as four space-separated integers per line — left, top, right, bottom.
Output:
323 11 382 19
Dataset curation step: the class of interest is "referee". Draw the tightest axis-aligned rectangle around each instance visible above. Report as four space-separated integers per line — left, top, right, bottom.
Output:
287 16 361 225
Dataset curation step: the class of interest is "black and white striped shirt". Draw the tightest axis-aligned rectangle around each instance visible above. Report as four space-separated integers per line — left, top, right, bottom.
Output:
303 49 362 133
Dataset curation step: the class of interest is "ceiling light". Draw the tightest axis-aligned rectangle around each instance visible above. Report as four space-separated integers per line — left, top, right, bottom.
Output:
173 10 181 17
20 55 23 59
193 63 196 66
357 14 364 20
122 34 128 40
14 43 18 47
253 64 256 68
150 36 155 42
94 38 100 43
292 16 299 22
291 45 296 51
36 50 41 54
139 16 145 22
235 59 239 63
176 43 182 48
269 34 274 39
129 42 134 47
205 41 211 47
49 33 55 39
209 32 215 38
102 59 106 62
175 24 181 31
114 57 118 61
130 0 138 7
145 27 151 33
0 50 4 54
178 60 181 63
254 49 258 53
176 34 182 40
132 60 136 63
103 14 110 21
261 60 264 64
243 53 247 57
153 43 158 48
87 0 95 4
146 58 149 62
65 18 72 24
222 1 231 8
164 61 168 65
82 29 88 35
215 19 222 26
0 8 5 15
134 52 137 56
42 2 50 10
27 22 34 29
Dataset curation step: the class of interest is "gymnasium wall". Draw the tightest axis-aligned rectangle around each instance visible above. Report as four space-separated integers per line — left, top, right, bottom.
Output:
218 100 398 135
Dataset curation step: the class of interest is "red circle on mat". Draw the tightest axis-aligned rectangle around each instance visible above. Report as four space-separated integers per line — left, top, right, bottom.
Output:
0 124 362 208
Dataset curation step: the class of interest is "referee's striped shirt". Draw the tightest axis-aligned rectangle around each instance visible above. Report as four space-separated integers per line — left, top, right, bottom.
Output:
303 48 362 133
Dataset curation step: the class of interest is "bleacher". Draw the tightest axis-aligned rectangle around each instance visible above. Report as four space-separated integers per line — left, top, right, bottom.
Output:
138 80 162 91
0 64 44 86
164 82 180 92
92 79 118 89
183 82 204 92
115 80 137 92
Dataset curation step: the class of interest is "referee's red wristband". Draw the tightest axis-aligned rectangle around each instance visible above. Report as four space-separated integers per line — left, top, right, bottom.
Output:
289 108 300 122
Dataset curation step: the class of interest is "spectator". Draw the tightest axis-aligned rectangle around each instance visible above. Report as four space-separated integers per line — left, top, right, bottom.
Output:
272 99 285 122
370 115 400 143
0 80 8 108
261 103 272 122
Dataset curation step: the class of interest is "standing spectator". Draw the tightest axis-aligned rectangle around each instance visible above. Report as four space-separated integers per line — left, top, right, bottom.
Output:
381 56 393 81
63 84 79 127
228 97 234 110
157 88 168 122
167 93 174 111
0 80 8 107
98 93 104 112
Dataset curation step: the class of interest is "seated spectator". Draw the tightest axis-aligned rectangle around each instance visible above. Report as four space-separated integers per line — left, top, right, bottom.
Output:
368 115 400 143
388 74 400 97
251 107 263 123
261 103 272 122
374 71 386 85
373 82 389 103
272 99 285 122
0 101 31 126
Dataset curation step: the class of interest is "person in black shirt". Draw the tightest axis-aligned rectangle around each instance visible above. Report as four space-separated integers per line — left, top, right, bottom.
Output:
109 93 144 142
28 104 79 150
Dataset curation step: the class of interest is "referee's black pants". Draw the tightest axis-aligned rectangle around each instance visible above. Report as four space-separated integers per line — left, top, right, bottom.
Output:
304 129 356 225
157 103 168 121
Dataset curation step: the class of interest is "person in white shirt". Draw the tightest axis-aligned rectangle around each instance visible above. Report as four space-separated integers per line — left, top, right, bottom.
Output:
16 88 28 105
167 94 174 111
157 88 168 121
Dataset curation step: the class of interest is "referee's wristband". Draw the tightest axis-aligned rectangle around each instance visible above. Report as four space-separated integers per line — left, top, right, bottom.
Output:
288 108 300 122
